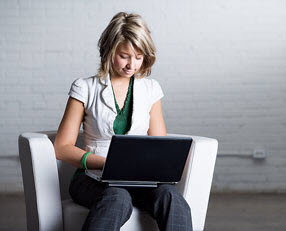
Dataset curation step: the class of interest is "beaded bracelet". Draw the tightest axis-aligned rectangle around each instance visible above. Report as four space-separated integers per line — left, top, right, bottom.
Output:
82 152 92 170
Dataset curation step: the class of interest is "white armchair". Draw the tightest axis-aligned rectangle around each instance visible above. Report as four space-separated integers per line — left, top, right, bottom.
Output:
18 131 218 231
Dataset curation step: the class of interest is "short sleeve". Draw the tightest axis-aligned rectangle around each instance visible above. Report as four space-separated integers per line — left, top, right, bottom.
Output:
150 79 164 105
68 78 88 106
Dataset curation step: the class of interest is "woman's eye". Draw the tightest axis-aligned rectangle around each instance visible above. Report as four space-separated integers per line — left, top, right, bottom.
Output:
120 55 128 59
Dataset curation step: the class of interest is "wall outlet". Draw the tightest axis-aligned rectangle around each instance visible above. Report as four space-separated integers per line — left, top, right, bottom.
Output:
253 148 266 159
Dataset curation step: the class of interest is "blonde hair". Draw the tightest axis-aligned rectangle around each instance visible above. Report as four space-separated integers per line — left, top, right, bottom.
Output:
97 12 156 79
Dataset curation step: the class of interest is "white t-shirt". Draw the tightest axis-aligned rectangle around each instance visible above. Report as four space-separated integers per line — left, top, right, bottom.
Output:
68 74 164 157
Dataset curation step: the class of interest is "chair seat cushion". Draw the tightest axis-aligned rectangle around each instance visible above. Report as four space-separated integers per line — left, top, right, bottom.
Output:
62 199 158 231
62 199 89 231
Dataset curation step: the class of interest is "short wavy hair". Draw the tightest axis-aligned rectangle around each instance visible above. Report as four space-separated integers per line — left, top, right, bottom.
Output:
97 12 156 79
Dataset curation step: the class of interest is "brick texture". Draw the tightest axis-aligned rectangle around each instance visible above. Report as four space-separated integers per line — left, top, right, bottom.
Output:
0 0 286 192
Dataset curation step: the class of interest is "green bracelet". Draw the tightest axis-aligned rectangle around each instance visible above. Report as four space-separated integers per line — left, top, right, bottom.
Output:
82 152 92 170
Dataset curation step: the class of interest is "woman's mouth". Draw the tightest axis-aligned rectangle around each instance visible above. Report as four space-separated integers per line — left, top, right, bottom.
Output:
123 69 133 74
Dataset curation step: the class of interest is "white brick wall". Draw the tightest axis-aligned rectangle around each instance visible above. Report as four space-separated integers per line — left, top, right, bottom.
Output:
0 0 285 192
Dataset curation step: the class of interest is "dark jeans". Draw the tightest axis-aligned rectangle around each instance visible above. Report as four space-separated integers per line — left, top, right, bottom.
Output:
69 174 193 231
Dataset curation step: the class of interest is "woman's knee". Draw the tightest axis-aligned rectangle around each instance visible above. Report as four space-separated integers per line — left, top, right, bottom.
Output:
154 184 190 209
155 184 178 198
82 187 133 229
101 187 133 211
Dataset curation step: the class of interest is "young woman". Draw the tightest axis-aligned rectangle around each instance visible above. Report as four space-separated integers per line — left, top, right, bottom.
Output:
54 12 193 231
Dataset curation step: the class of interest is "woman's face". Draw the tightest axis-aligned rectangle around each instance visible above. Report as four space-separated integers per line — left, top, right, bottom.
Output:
112 42 144 78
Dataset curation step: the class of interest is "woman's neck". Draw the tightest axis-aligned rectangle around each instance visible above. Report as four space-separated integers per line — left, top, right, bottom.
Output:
110 74 131 87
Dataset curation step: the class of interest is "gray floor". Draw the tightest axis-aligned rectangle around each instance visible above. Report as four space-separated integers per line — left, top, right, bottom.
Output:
0 193 285 231
205 193 286 231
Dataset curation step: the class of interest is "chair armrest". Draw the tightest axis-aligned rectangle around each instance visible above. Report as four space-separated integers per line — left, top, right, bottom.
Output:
168 134 218 231
19 132 63 231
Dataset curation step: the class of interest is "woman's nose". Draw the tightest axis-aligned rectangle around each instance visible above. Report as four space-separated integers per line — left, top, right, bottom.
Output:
126 58 134 70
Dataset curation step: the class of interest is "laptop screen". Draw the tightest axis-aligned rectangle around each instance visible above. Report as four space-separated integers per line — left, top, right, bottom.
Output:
101 135 192 183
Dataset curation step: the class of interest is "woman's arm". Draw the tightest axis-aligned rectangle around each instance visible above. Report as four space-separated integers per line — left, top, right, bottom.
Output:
54 97 105 169
148 99 167 136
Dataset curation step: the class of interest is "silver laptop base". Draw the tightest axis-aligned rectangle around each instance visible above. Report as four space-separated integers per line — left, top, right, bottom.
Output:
107 183 158 188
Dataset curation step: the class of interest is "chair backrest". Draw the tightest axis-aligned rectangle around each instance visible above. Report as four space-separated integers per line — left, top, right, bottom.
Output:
47 131 85 200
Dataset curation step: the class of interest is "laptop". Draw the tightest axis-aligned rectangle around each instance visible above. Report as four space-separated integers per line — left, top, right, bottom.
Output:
85 135 192 187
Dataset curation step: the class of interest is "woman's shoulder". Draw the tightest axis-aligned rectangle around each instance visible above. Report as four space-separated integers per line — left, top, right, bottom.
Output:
137 77 163 93
69 76 99 105
136 76 164 105
137 76 162 88
71 75 98 87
